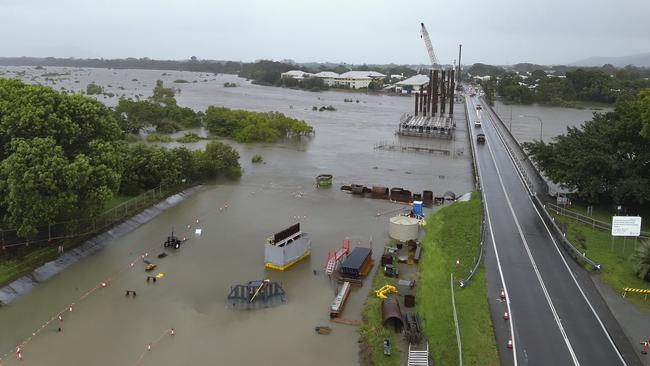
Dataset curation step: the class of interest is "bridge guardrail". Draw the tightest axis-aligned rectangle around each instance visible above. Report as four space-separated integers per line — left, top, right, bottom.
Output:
481 98 601 270
459 95 486 287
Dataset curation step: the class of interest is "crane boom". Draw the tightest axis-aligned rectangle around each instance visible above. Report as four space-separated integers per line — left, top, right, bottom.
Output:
420 22 439 68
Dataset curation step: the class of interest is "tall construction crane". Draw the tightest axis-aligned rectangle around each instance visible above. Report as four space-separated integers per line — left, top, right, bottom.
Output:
420 22 439 68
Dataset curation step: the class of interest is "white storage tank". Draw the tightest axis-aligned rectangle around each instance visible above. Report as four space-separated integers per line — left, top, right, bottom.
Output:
389 215 420 242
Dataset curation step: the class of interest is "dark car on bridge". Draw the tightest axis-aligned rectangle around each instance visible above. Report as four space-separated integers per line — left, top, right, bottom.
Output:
477 133 485 143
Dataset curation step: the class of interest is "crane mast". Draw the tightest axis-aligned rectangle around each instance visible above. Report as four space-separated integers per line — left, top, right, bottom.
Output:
420 22 439 68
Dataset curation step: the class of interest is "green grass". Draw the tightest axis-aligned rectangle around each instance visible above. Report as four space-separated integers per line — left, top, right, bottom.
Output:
103 194 136 211
555 214 650 312
0 247 58 288
358 269 401 366
416 192 499 366
563 202 650 231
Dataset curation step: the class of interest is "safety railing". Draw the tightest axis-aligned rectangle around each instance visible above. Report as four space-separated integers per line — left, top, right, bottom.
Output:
546 202 650 240
0 183 186 253
459 95 486 287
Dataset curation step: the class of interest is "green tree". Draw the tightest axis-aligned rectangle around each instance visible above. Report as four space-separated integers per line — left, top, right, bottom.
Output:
86 82 103 95
640 89 650 139
151 80 175 104
631 240 650 281
193 141 241 179
0 138 94 237
524 94 650 206
0 79 121 158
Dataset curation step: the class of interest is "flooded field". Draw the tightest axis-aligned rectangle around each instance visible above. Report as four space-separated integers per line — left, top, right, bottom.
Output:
491 99 612 143
0 67 472 365
0 66 611 365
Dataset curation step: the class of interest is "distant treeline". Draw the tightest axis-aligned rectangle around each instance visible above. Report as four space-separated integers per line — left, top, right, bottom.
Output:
0 56 242 74
470 62 650 106
0 57 419 91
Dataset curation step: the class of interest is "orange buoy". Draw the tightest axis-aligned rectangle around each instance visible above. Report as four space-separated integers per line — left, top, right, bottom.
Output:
503 311 509 320
507 337 513 349
500 288 505 299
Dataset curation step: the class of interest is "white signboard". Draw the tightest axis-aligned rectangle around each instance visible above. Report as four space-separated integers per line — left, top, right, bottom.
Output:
611 216 642 236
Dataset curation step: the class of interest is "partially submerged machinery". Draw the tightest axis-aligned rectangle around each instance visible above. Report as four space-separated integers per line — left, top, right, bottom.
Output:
227 279 287 310
163 229 182 250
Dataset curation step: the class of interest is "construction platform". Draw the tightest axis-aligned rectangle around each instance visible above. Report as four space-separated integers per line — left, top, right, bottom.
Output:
397 113 455 139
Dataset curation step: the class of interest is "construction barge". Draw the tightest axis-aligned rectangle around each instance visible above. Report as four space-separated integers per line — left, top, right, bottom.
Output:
264 223 311 271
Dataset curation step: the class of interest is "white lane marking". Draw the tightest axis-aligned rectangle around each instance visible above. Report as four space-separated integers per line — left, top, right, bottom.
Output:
482 114 580 365
467 97 518 366
483 108 627 365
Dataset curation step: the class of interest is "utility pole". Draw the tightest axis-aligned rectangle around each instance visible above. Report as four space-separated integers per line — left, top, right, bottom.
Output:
457 44 462 84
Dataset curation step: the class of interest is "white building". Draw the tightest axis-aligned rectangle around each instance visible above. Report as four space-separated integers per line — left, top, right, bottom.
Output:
313 71 340 87
280 70 313 80
395 74 429 93
285 69 386 89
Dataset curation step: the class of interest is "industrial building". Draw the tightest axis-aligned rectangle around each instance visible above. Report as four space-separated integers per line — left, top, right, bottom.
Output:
395 74 430 94
280 70 313 80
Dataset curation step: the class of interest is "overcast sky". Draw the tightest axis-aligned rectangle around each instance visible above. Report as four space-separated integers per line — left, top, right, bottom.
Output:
2 0 649 66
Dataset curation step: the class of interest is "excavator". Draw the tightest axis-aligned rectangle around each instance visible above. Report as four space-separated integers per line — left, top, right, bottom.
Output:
375 284 397 299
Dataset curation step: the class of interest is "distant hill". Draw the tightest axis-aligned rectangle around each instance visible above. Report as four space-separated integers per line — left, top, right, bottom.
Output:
571 52 650 67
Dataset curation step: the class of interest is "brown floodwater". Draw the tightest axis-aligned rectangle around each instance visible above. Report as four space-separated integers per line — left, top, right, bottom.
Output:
0 67 473 365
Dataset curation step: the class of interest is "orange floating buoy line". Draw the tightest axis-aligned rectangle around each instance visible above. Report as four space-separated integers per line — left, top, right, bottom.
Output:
503 311 509 321
130 327 176 366
1 200 232 362
507 337 513 349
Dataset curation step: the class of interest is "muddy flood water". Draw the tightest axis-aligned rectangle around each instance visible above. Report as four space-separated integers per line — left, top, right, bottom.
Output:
0 67 474 365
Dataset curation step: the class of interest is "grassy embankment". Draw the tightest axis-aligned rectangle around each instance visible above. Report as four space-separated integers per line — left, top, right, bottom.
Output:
417 192 498 365
358 192 499 365
553 207 650 312
0 188 181 287
358 268 401 366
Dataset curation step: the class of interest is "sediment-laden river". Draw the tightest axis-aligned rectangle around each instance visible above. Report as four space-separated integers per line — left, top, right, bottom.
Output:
0 66 474 365
0 66 604 365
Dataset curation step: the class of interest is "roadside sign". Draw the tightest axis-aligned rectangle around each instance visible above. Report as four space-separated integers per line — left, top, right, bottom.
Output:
557 196 568 205
611 216 642 236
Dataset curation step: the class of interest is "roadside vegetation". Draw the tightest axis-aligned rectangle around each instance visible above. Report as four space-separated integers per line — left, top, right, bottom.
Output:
554 213 650 311
524 88 650 208
416 193 499 365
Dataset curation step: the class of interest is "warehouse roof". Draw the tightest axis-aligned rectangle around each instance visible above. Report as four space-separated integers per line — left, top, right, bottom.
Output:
396 74 429 86
339 70 385 79
313 71 340 78
281 70 312 78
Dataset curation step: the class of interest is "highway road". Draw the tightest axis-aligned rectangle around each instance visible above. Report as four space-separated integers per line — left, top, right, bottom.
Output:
466 93 638 365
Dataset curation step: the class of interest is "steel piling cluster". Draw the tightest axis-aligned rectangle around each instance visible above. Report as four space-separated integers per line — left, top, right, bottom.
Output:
399 67 457 139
